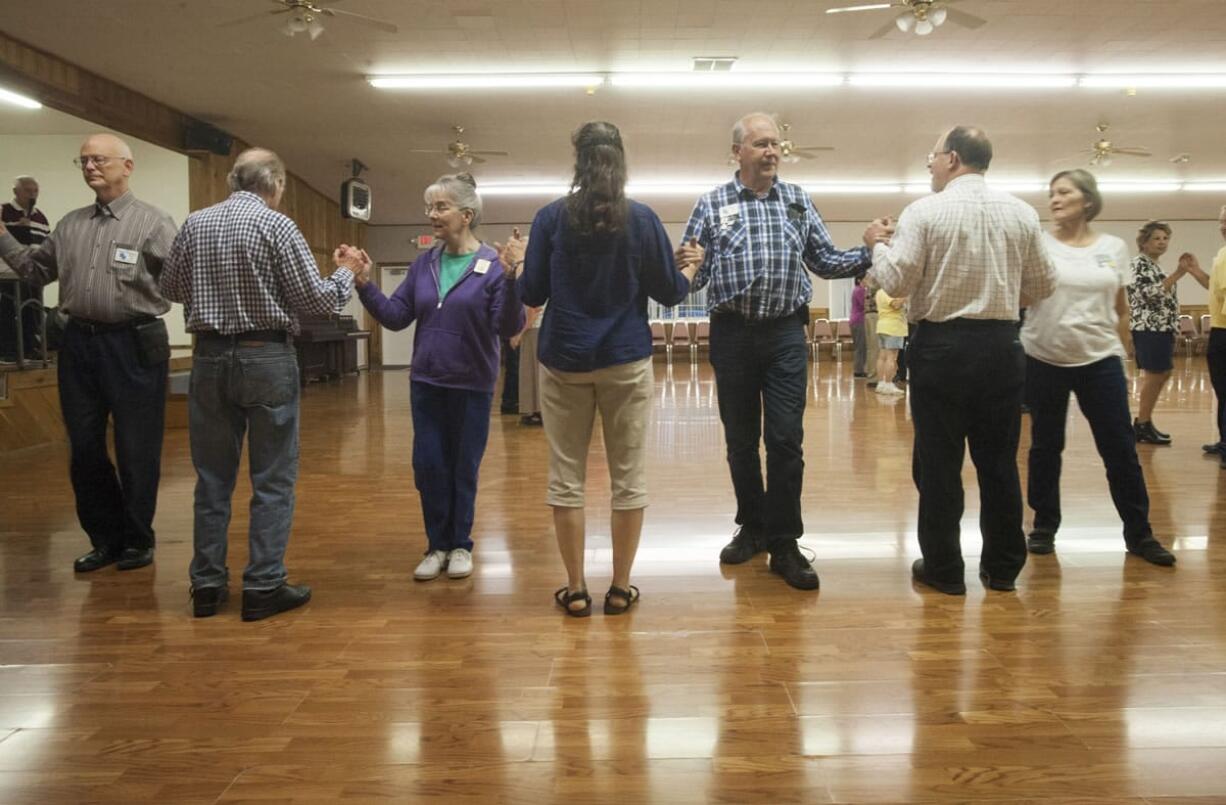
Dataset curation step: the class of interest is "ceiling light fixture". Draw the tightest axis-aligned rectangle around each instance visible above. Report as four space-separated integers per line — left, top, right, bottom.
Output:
1080 74 1226 89
0 86 42 109
1184 182 1226 192
610 73 844 88
368 74 605 89
850 73 1077 89
825 3 894 12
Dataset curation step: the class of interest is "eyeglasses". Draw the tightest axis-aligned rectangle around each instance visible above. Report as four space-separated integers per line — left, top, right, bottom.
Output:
73 155 115 169
424 202 456 216
926 150 955 167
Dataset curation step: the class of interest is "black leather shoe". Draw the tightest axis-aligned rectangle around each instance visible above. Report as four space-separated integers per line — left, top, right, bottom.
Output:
911 558 966 595
1027 530 1056 555
73 549 119 573
1134 419 1171 445
191 585 229 618
1126 537 1176 567
1202 442 1224 455
1149 421 1171 440
978 565 1017 592
719 526 763 565
116 547 154 570
768 541 819 590
242 583 312 621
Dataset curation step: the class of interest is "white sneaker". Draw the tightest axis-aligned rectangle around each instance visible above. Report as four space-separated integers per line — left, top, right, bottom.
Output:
447 548 473 579
414 550 448 581
874 381 893 395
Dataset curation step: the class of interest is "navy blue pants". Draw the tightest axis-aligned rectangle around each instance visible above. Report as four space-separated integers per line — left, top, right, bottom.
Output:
1025 355 1152 543
1208 329 1226 445
410 381 493 553
709 308 809 544
58 322 167 553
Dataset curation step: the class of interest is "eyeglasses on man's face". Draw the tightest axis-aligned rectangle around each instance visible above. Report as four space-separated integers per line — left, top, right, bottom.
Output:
73 155 116 169
926 150 955 167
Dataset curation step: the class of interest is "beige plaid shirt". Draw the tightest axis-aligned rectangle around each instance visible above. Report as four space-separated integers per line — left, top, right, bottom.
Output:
869 174 1057 322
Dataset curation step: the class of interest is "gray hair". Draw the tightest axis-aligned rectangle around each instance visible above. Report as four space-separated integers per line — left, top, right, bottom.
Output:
13 175 36 187
425 173 482 228
1050 169 1103 222
227 148 286 196
732 112 778 146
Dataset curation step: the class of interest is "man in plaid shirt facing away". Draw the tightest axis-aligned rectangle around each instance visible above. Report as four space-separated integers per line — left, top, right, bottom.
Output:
676 112 892 591
160 147 362 621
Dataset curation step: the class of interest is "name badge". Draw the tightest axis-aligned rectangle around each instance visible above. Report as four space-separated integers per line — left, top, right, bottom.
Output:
718 202 741 230
114 247 139 265
473 259 491 275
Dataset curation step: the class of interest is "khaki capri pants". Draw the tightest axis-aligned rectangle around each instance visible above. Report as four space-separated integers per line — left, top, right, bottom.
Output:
539 356 653 509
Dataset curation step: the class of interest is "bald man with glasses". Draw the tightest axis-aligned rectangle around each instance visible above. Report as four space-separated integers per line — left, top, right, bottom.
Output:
0 133 178 575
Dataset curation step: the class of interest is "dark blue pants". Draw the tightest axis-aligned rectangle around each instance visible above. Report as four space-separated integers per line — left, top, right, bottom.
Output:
1208 329 1226 445
708 308 808 543
1025 355 1152 543
909 319 1026 584
500 339 519 410
410 381 493 553
57 323 167 553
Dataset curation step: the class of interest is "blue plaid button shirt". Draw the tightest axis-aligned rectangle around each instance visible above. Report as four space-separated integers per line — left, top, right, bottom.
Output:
682 175 870 320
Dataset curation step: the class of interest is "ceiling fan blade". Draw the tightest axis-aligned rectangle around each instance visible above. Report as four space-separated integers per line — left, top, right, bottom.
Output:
943 7 988 29
867 17 899 39
468 155 487 165
406 149 445 154
321 7 400 33
1112 147 1152 157
469 150 510 157
217 4 293 28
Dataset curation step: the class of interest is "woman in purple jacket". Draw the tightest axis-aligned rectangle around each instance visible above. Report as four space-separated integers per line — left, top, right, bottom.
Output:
352 174 524 582
507 122 697 617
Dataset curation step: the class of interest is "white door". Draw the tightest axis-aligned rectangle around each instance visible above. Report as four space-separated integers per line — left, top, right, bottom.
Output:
378 264 415 367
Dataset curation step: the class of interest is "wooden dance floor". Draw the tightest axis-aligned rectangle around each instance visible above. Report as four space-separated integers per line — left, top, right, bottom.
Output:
1 354 1224 803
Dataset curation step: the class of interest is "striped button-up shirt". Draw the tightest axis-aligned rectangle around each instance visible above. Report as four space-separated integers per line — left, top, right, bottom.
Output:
682 174 871 320
0 191 176 323
870 174 1057 322
159 191 353 335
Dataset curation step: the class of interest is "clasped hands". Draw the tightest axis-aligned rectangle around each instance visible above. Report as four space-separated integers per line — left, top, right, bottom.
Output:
495 227 526 279
333 244 373 286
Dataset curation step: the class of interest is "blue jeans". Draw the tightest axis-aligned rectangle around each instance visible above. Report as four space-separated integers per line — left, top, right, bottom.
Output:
410 381 493 553
1025 355 1152 543
708 308 809 543
188 340 300 591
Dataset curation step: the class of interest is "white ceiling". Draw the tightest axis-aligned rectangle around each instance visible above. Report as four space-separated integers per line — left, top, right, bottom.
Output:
2 0 1226 224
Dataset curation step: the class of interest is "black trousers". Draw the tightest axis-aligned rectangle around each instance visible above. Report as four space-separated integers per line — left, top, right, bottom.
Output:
58 322 168 553
908 318 1026 584
0 278 41 359
709 308 808 543
1208 329 1226 445
500 338 520 410
1025 355 1152 544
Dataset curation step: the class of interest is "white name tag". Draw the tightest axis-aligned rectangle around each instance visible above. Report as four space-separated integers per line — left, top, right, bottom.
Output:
473 259 491 275
113 247 139 265
718 202 741 230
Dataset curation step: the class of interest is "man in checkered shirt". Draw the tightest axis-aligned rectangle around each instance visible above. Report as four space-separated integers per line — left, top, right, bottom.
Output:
677 112 891 591
160 147 361 622
869 126 1057 597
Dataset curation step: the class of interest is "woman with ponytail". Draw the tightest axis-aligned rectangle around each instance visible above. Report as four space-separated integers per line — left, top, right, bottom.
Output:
506 121 697 617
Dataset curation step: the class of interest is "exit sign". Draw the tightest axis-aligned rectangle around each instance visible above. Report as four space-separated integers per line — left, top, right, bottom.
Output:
415 235 435 249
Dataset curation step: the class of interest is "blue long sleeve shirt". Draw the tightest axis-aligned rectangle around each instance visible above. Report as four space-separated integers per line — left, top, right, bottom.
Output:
519 198 690 372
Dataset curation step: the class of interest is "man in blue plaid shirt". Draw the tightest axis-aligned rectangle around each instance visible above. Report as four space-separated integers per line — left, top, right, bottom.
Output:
678 112 891 591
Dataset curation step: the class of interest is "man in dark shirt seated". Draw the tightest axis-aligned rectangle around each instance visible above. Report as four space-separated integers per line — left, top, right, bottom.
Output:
1 175 51 361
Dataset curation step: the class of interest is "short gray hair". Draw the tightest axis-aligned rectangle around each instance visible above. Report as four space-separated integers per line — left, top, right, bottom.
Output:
13 175 36 187
1050 169 1104 222
732 112 778 146
424 173 482 228
227 148 286 196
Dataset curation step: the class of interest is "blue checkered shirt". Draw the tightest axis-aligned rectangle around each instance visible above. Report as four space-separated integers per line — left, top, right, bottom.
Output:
160 191 353 335
682 175 870 319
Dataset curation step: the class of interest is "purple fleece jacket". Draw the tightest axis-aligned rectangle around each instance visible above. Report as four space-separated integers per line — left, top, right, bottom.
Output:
358 243 525 393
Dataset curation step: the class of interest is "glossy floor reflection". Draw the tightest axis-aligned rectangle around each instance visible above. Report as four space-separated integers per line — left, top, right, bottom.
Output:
1 354 1224 803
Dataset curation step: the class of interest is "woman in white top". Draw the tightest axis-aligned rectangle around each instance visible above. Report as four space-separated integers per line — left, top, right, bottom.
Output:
1020 169 1175 566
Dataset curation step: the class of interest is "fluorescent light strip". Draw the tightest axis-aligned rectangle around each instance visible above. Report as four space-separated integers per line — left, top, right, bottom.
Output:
851 73 1076 89
1185 183 1226 192
368 74 603 89
1081 74 1226 89
825 3 893 12
611 72 843 88
0 86 42 109
1098 182 1183 193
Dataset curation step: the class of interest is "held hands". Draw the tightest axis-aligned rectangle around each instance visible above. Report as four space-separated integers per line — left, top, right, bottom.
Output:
334 244 373 287
1178 252 1202 273
674 237 705 271
495 227 526 278
862 217 894 249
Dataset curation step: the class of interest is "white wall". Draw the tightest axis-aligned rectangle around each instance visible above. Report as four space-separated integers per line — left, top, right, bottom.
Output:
0 133 192 345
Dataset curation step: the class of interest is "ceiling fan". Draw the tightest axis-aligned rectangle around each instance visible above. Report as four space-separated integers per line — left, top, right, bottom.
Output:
779 123 835 163
1085 123 1152 167
826 0 987 38
409 126 509 168
218 1 398 40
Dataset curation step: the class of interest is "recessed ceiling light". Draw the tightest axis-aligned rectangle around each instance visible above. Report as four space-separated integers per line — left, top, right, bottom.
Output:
0 86 42 109
368 74 604 89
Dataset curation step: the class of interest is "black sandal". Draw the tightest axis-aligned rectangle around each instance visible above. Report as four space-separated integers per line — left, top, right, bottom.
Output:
603 584 640 615
554 586 591 618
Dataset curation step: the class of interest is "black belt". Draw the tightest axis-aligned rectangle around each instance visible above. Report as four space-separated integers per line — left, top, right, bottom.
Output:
69 316 153 334
194 329 289 344
916 317 1015 330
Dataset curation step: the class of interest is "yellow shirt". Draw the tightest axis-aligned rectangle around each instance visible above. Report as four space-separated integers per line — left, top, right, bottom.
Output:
1211 246 1226 329
876 289 908 337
